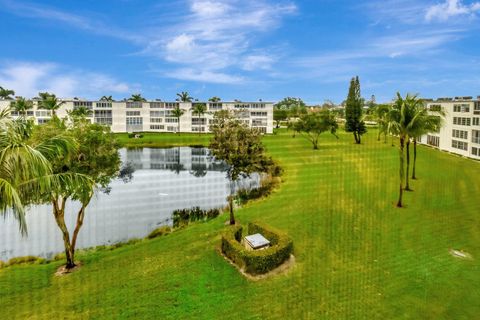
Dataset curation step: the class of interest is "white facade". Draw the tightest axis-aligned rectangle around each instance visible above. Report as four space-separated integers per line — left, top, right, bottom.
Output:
419 96 480 160
0 99 274 134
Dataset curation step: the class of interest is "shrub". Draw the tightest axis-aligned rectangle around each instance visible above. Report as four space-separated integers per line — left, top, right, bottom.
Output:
148 226 172 239
128 133 144 139
221 222 293 275
6 256 44 266
0 260 4 269
172 207 221 227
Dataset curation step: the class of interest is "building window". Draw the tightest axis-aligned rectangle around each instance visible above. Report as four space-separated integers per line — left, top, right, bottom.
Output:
472 130 480 144
474 102 480 115
150 118 163 123
167 126 177 132
452 129 468 139
73 101 93 108
473 118 479 126
427 135 440 147
35 110 51 117
208 103 223 110
191 118 206 125
126 101 143 108
472 147 479 156
94 110 112 125
126 111 141 116
429 104 442 111
255 127 267 134
126 117 143 125
251 111 268 117
453 104 470 112
150 125 164 130
95 102 112 108
165 102 179 109
37 118 50 124
192 126 206 132
150 111 164 117
165 118 178 123
453 117 471 126
252 119 267 126
452 139 468 151
149 102 164 108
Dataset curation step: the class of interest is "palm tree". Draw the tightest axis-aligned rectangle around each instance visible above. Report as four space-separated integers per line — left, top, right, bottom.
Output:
191 103 207 135
208 96 221 102
171 106 185 134
408 104 444 180
176 91 193 102
387 93 417 207
100 95 113 102
68 106 93 119
10 97 33 117
38 92 54 100
0 86 15 100
0 115 83 234
373 104 391 143
130 94 146 102
39 95 65 116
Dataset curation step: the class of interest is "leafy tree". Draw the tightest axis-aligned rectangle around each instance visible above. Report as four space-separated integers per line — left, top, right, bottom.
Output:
273 108 288 128
68 106 92 120
274 97 307 118
171 105 185 134
208 96 221 102
1 114 87 234
10 97 33 117
176 91 193 102
39 95 65 116
373 104 391 143
0 86 15 100
345 76 367 144
191 103 207 135
100 96 114 102
209 110 273 225
32 116 120 269
293 110 338 149
130 94 146 102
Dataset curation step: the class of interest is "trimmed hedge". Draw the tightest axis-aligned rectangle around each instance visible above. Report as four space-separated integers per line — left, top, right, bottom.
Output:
221 222 293 275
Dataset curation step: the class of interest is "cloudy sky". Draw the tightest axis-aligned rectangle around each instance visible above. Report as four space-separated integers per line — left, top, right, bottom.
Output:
0 0 479 103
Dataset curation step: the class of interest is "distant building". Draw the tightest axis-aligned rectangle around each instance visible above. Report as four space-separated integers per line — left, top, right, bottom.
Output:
0 99 274 134
419 96 480 160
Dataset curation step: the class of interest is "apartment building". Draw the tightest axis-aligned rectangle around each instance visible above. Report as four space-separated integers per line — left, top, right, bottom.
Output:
419 96 480 160
0 99 274 134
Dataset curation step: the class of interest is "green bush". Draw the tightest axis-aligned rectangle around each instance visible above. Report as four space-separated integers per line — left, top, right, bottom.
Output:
221 222 293 275
6 256 44 266
128 133 144 139
172 207 220 227
148 226 172 239
0 260 4 269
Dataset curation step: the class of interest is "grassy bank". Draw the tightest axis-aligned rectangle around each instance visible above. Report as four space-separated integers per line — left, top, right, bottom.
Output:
1 129 479 319
115 132 212 148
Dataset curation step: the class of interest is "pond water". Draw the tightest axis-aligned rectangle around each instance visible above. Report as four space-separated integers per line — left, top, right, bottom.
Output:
0 147 260 261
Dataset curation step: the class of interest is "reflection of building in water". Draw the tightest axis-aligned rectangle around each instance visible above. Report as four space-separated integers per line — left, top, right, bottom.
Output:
121 147 229 172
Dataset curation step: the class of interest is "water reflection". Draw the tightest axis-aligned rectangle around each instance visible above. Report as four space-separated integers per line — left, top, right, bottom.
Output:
0 147 258 260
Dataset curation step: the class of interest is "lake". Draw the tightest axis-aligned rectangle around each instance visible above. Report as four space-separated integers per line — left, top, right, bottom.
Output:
0 147 260 261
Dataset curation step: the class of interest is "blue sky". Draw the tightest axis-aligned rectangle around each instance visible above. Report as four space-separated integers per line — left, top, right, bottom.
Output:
0 0 479 103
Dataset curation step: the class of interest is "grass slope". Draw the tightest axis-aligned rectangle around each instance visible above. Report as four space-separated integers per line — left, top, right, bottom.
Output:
1 129 479 319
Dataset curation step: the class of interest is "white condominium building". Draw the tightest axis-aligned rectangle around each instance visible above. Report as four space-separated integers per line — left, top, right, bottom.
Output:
0 99 274 134
419 96 480 160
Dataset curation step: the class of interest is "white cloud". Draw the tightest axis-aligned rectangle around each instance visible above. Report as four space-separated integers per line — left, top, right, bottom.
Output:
0 61 132 99
191 1 231 17
425 0 480 22
167 68 244 84
242 55 275 71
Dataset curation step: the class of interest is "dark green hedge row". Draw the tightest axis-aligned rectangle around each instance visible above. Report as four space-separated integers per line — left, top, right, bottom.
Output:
173 207 220 227
221 222 293 275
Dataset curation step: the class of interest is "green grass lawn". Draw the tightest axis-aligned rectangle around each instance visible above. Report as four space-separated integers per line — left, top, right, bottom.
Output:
1 129 480 319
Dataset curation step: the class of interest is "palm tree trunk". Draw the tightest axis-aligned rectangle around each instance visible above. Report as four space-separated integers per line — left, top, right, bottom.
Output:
229 180 235 225
357 131 361 144
412 139 417 179
353 131 359 144
397 137 405 207
52 197 75 269
177 118 180 135
405 139 412 191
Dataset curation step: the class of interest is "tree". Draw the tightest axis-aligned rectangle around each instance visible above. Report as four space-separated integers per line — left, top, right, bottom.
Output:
39 95 65 116
130 94 146 102
373 104 391 143
100 95 113 102
191 103 207 135
38 92 55 101
274 97 307 118
1 114 87 234
209 96 221 102
293 110 339 149
10 97 33 117
32 116 120 269
68 106 92 119
176 91 193 102
209 110 273 225
345 76 367 144
273 108 288 128
0 86 15 100
171 105 185 134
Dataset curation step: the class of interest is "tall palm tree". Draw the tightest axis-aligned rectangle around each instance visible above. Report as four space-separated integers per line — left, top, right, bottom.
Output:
10 97 33 117
39 96 65 116
38 92 54 100
130 94 146 102
408 104 444 180
68 106 93 119
171 106 185 134
191 103 207 135
176 91 193 102
388 93 417 207
0 86 15 100
100 95 113 102
373 104 391 143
